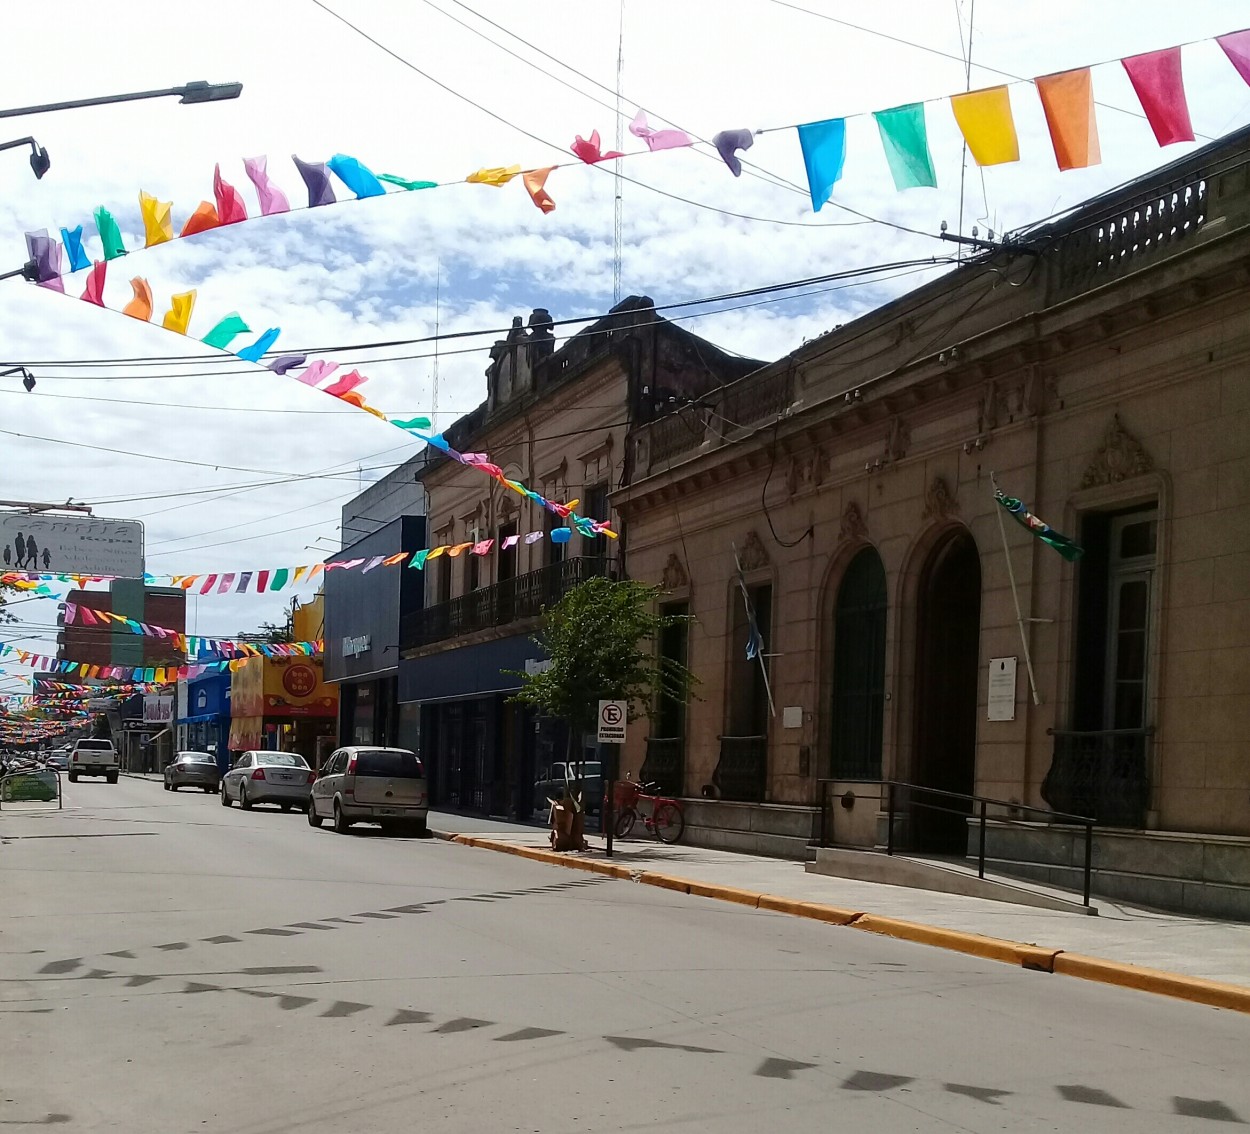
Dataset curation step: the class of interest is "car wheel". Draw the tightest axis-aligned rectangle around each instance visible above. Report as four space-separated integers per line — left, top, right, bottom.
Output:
171 783 179 792
220 783 231 807
333 800 352 835
163 780 170 791
239 784 252 810
307 799 324 828
68 772 77 783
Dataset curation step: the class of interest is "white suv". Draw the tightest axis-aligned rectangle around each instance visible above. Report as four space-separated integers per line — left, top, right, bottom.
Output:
68 739 118 783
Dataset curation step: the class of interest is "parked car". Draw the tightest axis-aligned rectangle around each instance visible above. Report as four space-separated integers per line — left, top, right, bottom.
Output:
68 739 118 783
164 751 221 793
46 752 69 772
220 751 313 811
308 746 428 836
533 760 602 816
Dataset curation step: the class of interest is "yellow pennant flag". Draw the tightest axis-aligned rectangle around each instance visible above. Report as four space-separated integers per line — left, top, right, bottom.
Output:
139 190 175 247
465 164 521 187
162 290 197 335
949 85 1020 166
425 545 447 560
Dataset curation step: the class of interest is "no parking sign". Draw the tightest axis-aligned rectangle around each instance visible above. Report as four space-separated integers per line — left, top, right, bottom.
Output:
597 700 627 744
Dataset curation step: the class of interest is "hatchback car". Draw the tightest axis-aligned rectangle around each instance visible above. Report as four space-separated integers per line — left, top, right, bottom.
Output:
164 751 221 793
221 751 314 811
308 746 428 835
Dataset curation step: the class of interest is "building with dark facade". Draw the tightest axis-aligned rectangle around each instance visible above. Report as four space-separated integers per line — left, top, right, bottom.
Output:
323 515 427 752
399 298 761 818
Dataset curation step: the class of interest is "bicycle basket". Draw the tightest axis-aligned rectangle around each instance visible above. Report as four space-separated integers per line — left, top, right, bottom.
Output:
614 780 641 809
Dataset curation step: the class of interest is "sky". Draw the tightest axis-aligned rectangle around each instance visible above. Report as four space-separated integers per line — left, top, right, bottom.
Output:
1 0 1248 690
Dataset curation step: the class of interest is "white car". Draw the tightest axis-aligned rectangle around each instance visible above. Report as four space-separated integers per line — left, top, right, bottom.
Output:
68 739 118 783
308 746 428 835
220 751 313 811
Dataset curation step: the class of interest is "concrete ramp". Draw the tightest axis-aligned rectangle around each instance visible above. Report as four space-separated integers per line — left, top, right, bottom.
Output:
807 847 1097 915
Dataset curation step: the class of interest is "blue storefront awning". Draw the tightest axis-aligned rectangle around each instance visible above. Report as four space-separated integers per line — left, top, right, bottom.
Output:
399 634 545 704
177 712 227 725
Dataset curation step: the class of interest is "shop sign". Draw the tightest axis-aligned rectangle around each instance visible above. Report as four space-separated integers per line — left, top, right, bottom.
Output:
342 634 371 658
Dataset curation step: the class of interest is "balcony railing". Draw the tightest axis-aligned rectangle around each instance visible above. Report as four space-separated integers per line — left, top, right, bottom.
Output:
713 735 767 803
401 556 615 649
1042 728 1153 829
640 737 684 797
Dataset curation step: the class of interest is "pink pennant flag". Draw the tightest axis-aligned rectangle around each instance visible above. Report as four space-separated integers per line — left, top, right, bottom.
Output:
295 360 339 387
63 602 77 623
244 155 291 215
1121 47 1194 146
1217 30 1250 87
461 451 490 465
322 369 367 397
570 129 624 164
79 606 100 626
628 110 693 152
217 573 236 594
213 164 249 225
501 534 520 550
471 539 495 556
80 260 107 306
199 575 219 595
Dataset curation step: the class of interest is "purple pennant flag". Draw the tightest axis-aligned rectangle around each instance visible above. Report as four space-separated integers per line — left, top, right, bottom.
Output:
24 230 65 291
236 571 253 593
268 354 307 375
293 156 336 207
712 129 754 176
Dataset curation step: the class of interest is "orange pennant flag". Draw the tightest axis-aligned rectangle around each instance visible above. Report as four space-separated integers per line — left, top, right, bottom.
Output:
122 277 153 322
523 167 557 214
1035 67 1101 171
180 201 221 237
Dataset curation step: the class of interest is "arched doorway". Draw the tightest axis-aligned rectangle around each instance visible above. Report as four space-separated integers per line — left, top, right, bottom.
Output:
912 528 981 852
830 547 887 780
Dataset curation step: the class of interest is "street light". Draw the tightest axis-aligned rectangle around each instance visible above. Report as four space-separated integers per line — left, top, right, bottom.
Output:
0 137 49 179
0 80 243 121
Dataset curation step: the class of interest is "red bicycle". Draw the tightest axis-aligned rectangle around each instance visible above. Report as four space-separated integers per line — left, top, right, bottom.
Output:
610 776 685 844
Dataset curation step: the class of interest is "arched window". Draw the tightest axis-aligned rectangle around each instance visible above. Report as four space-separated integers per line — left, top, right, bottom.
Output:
830 547 887 780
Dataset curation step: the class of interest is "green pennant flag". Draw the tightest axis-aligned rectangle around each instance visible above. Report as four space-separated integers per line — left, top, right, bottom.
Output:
377 173 438 191
391 416 433 434
269 568 290 592
201 313 251 350
995 491 1084 561
873 103 937 191
93 206 128 260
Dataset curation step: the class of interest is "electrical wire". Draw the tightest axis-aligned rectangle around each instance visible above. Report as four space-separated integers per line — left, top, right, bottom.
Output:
6 256 956 371
309 0 941 237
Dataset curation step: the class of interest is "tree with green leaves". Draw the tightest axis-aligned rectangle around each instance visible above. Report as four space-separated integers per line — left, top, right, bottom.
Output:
512 576 694 811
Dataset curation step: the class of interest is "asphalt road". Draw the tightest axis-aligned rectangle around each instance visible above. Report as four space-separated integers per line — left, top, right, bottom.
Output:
1 778 1246 1133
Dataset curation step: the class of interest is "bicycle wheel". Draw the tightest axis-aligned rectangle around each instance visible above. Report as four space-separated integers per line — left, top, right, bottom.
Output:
614 807 637 838
653 802 685 844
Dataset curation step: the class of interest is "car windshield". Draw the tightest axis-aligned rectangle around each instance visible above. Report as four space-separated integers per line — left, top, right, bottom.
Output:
260 753 308 768
76 741 112 751
355 750 424 779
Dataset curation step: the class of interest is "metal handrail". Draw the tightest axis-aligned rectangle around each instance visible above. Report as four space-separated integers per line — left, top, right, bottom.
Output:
0 767 63 810
817 777 1096 908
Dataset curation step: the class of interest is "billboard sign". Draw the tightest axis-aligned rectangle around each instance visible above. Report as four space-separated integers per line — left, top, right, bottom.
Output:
0 513 144 577
143 694 173 723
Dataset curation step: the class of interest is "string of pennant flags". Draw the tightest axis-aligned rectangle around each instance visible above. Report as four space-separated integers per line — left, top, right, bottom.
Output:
1 525 595 598
17 28 1250 277
62 601 322 659
0 641 296 685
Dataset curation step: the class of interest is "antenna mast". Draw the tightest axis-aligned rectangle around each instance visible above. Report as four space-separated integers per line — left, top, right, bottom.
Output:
613 1 625 304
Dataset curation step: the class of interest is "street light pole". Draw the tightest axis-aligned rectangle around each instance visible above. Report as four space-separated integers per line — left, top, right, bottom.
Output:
0 80 243 121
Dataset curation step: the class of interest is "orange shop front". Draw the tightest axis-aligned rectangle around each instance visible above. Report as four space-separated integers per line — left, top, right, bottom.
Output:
228 655 338 763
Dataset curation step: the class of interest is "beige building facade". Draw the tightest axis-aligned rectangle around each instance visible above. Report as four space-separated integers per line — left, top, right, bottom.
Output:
616 127 1250 917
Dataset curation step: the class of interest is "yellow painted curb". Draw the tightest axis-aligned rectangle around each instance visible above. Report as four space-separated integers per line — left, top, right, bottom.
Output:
853 913 1060 970
757 894 863 925
1052 953 1250 1013
686 880 763 908
639 871 691 894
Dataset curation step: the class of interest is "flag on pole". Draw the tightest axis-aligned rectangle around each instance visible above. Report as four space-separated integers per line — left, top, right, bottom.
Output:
994 490 1084 561
731 543 775 717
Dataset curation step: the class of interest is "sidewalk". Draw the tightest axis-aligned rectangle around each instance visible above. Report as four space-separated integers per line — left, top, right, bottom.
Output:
430 811 1250 991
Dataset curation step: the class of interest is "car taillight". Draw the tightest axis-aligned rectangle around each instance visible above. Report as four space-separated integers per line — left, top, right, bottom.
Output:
250 768 267 780
306 771 316 784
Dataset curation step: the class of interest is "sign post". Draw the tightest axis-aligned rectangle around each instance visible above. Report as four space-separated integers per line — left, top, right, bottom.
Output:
597 699 627 858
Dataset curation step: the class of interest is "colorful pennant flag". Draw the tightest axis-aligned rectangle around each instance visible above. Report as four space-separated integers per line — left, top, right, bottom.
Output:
628 111 693 152
93 207 128 261
523 167 557 214
377 173 439 191
950 85 1020 166
202 313 251 349
180 202 221 237
327 153 386 199
237 328 281 362
1035 68 1101 171
570 130 624 164
244 156 291 215
712 129 753 176
293 156 336 207
1121 47 1194 146
139 191 174 247
873 103 937 190
161 291 196 335
1218 30 1250 87
60 225 90 272
213 163 249 224
466 165 521 187
796 117 848 211
995 490 1084 561
80 261 107 307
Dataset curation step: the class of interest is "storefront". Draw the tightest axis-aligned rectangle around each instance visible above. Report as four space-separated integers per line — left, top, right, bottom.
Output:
324 515 426 752
228 655 337 766
176 673 231 772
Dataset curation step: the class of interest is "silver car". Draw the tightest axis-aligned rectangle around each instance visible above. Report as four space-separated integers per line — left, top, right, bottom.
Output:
308 746 428 836
221 751 313 811
164 751 221 793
